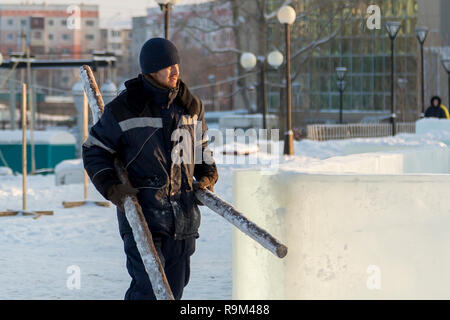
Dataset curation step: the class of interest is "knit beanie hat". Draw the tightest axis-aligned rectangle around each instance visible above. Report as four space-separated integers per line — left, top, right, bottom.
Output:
139 38 180 74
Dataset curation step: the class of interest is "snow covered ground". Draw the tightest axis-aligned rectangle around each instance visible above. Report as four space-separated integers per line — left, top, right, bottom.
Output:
0 168 233 300
0 121 449 299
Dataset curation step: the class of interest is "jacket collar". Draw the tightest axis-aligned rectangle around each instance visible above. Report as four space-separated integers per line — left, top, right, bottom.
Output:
124 74 201 117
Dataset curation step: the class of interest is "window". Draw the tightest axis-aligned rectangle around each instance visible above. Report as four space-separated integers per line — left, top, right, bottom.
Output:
62 34 70 41
7 19 14 26
48 34 54 40
34 31 42 39
61 20 67 26
48 19 54 26
21 19 27 26
7 34 14 41
86 20 95 26
86 34 95 40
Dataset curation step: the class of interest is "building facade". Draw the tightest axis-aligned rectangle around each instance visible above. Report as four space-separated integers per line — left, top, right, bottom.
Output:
0 3 102 91
99 28 133 83
0 3 100 57
263 0 449 124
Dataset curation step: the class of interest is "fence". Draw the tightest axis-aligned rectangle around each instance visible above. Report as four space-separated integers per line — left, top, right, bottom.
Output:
306 122 416 141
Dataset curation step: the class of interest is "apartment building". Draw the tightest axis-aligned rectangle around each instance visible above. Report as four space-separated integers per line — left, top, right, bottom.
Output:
0 2 101 58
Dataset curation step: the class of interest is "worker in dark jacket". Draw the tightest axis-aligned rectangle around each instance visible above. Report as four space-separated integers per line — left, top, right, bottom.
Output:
425 96 448 119
82 38 218 300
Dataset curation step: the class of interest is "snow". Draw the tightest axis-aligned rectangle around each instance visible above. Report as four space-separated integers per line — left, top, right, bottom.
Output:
54 159 84 186
0 119 448 299
0 166 12 176
0 168 233 300
79 66 103 124
54 159 83 173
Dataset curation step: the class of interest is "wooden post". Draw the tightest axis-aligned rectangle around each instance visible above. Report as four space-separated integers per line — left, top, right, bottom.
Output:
22 83 27 211
1 84 54 218
61 91 108 209
83 93 89 200
26 46 36 174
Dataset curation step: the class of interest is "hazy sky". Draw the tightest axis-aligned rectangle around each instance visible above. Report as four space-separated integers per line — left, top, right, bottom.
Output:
1 0 157 28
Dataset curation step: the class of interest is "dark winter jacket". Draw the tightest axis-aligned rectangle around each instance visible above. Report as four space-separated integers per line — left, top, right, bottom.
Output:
82 74 218 240
425 96 446 119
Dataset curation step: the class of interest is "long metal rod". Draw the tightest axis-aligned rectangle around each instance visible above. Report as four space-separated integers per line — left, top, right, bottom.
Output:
420 42 425 117
260 60 268 130
195 189 287 258
21 83 27 211
164 4 170 39
26 47 36 174
339 89 343 124
283 23 293 155
390 38 396 136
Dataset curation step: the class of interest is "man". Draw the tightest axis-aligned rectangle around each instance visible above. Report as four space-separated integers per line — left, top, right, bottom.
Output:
425 96 449 119
82 38 218 300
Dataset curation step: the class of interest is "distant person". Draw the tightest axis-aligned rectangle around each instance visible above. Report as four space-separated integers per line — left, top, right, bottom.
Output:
425 96 449 119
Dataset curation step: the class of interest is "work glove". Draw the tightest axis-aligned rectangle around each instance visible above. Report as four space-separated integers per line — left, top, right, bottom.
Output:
193 176 215 193
107 184 139 212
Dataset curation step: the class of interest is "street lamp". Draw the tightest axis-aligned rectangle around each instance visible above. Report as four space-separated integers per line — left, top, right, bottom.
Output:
386 21 401 136
240 50 283 129
155 0 178 39
335 67 347 124
441 58 450 109
415 26 428 117
277 5 296 155
240 52 257 70
267 50 283 69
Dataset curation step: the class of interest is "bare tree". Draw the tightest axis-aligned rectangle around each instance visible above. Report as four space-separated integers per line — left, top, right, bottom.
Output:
172 0 355 112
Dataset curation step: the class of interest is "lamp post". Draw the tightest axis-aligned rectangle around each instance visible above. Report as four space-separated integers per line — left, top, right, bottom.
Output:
441 58 450 109
415 26 428 118
277 5 296 155
240 50 283 129
386 21 401 136
155 0 177 39
335 67 347 124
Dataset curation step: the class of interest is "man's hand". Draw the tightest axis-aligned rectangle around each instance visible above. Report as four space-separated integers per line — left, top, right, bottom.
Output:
107 184 139 212
193 176 215 192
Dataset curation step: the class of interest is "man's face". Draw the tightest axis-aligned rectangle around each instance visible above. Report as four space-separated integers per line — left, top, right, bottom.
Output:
150 64 180 89
433 99 439 107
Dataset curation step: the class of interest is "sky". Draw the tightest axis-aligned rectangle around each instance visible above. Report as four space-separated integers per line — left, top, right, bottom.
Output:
0 0 212 28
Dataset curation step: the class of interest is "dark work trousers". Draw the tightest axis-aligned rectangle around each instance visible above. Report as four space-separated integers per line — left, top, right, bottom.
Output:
121 231 196 300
